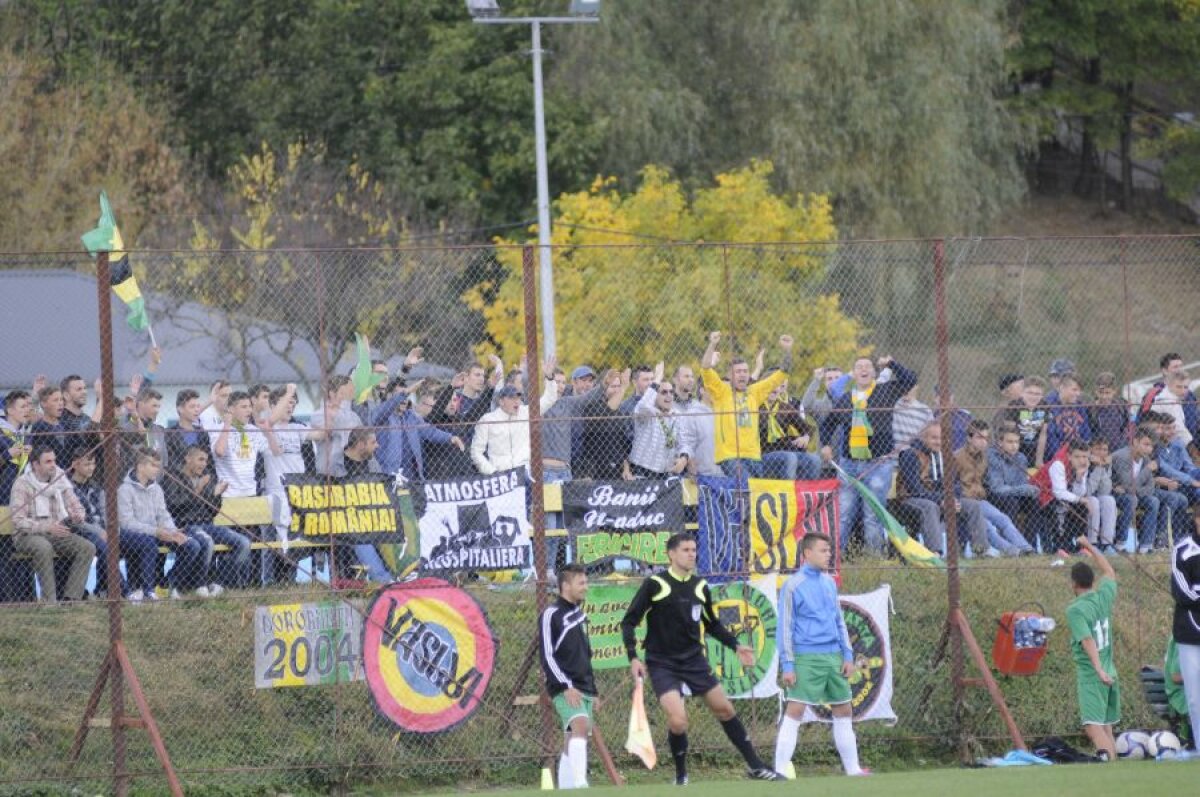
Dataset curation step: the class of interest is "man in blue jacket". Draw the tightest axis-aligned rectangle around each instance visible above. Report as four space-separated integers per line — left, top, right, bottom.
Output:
372 379 464 482
773 532 868 777
819 356 917 555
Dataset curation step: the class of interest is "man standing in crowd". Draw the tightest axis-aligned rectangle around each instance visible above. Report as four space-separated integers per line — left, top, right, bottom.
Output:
671 365 719 478
31 385 70 463
629 364 693 479
820 355 917 555
1139 353 1196 436
60 374 103 434
470 358 558 476
621 533 784 784
310 375 360 478
166 389 213 468
8 445 97 602
198 380 233 435
700 331 794 479
374 381 464 482
774 532 868 777
539 563 598 789
427 360 497 478
992 373 1024 431
1 390 34 504
121 387 168 475
1067 535 1119 761
1170 511 1200 757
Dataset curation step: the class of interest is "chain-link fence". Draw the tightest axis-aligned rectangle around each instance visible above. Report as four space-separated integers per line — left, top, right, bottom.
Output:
0 236 1197 793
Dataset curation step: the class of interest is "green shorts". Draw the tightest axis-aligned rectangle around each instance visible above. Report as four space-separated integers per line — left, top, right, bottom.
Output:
552 692 595 732
784 653 852 706
1076 673 1120 726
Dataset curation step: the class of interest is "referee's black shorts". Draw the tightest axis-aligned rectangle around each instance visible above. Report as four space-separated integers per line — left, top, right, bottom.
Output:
646 653 720 698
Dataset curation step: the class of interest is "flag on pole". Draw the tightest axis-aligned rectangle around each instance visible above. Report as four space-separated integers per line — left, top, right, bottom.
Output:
834 463 946 569
81 191 148 332
625 677 657 769
351 333 387 403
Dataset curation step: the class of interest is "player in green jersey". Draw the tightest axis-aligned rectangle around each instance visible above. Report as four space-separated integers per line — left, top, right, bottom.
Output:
1066 535 1119 761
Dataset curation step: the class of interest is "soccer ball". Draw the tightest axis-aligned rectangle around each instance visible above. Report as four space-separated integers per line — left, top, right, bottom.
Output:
1151 730 1182 758
1115 730 1152 759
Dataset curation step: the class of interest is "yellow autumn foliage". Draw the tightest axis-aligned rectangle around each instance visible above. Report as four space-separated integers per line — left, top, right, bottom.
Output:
465 161 865 374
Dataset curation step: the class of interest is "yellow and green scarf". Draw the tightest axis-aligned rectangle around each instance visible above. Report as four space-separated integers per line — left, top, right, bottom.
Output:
849 384 875 460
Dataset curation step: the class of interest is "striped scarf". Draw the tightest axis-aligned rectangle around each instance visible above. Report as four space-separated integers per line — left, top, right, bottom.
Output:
849 384 875 460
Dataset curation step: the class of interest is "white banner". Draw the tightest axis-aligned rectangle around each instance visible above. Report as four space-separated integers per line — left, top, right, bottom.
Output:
716 576 780 699
417 469 532 572
799 584 896 724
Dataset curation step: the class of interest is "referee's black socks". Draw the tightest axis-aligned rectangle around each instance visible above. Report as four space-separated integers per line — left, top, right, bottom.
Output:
720 715 766 770
668 731 688 780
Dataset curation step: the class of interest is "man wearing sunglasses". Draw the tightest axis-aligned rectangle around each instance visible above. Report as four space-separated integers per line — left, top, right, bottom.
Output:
629 362 695 479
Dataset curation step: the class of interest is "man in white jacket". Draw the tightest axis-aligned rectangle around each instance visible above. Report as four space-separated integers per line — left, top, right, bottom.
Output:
471 362 558 476
8 445 96 602
1049 439 1117 553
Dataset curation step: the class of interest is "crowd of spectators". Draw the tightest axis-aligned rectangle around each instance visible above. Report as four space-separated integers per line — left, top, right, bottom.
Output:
2 340 1199 602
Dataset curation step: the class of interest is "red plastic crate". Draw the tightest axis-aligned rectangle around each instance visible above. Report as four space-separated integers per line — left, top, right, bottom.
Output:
992 611 1048 676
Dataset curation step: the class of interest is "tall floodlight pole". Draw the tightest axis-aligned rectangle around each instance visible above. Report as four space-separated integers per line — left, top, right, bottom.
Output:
467 0 601 359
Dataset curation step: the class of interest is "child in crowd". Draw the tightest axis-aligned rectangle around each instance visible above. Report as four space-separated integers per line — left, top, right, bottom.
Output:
1004 376 1049 466
1089 372 1131 453
1044 375 1093 462
1050 440 1117 553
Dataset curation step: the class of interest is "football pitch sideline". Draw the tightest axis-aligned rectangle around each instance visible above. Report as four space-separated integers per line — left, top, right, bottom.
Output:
478 759 1200 797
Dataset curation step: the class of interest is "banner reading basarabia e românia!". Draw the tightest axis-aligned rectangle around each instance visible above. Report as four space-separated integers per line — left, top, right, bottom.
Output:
285 473 416 546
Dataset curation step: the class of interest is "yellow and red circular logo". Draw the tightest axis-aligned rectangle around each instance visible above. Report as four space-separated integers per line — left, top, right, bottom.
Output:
362 579 498 734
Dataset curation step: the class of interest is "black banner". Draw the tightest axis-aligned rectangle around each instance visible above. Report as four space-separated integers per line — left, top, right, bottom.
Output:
285 474 415 545
562 479 684 565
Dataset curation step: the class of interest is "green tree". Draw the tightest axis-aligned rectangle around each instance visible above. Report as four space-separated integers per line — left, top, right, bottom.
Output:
466 162 864 374
552 0 1028 237
9 0 604 227
0 47 192 252
1010 0 1200 210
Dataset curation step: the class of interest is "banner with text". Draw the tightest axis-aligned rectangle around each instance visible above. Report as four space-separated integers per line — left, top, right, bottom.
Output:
704 578 780 698
563 478 684 566
584 583 642 670
417 469 532 572
748 478 840 575
799 585 896 724
285 474 418 548
254 600 365 688
696 475 745 582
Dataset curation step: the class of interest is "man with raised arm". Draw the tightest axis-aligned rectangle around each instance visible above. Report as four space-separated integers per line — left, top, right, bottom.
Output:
699 331 794 479
1067 534 1120 761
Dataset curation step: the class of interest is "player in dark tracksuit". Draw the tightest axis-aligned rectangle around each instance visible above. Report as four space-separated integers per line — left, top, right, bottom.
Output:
621 533 784 784
539 563 597 789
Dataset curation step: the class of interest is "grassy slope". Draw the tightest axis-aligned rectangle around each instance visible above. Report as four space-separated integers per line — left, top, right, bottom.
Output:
0 554 1181 795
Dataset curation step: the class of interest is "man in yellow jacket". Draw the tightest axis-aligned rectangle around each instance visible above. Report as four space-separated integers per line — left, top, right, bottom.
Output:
700 331 793 479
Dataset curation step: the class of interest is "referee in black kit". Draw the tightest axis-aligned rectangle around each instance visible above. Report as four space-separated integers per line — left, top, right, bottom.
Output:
621 533 784 784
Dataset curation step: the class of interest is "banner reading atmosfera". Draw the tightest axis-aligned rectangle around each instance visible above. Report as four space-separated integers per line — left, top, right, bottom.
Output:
417 469 532 572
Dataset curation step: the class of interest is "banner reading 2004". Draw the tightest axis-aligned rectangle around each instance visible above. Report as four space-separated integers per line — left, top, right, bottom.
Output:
363 579 498 734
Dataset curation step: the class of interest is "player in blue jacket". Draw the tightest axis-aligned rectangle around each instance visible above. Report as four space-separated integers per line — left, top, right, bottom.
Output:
773 532 869 777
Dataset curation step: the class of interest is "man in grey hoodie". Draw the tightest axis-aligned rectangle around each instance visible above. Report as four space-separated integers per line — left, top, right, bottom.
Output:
8 445 96 602
118 447 208 601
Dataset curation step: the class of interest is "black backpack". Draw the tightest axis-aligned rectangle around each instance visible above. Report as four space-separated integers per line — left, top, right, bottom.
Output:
1030 736 1102 764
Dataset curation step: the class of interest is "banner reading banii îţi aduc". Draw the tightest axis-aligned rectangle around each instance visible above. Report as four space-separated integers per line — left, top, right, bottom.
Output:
562 478 684 566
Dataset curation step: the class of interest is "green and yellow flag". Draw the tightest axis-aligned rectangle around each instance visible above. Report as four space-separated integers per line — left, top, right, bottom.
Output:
81 191 148 332
834 462 947 569
351 333 387 403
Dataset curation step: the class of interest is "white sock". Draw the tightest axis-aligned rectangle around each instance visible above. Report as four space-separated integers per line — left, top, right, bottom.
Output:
558 752 574 789
832 716 861 775
568 738 588 787
774 715 801 775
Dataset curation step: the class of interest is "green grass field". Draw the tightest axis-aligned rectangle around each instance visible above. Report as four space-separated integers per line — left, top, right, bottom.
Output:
487 759 1200 797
